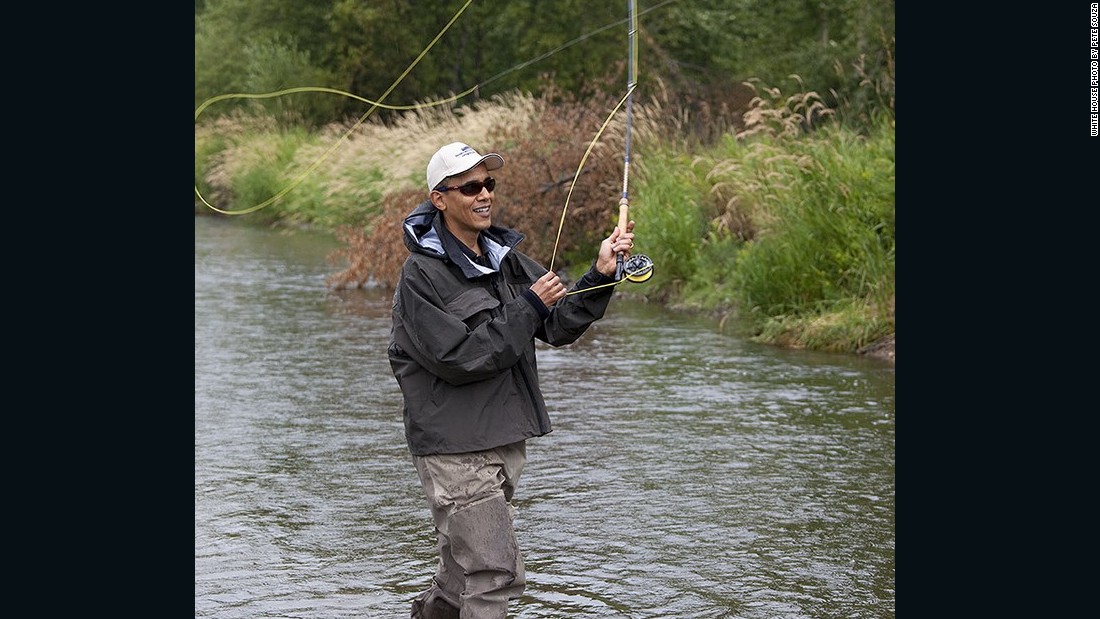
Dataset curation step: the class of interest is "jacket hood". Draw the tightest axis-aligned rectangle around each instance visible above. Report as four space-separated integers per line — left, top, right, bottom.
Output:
401 200 526 280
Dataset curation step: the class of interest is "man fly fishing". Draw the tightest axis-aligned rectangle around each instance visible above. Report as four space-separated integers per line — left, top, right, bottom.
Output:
389 141 637 618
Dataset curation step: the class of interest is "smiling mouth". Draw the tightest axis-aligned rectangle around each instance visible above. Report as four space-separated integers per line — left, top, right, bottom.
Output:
473 206 490 214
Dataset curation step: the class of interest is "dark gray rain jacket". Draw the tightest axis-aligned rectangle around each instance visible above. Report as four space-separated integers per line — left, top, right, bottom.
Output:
389 200 617 456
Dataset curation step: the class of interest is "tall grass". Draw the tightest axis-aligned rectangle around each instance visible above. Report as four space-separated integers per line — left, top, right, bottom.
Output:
692 91 895 350
196 69 895 353
629 81 894 350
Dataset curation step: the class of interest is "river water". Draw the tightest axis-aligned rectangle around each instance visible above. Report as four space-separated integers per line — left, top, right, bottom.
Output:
194 215 895 618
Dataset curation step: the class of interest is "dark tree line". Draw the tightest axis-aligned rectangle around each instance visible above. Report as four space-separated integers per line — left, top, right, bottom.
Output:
196 0 894 127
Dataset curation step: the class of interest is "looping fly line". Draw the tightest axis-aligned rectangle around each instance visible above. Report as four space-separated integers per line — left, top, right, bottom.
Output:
194 85 477 216
196 0 660 288
195 0 476 216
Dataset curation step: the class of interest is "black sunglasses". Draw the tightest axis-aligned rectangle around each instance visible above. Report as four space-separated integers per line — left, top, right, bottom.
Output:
435 177 496 196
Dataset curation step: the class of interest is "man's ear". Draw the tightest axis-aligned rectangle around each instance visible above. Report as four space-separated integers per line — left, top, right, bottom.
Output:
430 192 447 210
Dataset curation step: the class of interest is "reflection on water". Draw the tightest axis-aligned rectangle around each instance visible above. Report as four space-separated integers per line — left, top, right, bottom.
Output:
195 216 895 618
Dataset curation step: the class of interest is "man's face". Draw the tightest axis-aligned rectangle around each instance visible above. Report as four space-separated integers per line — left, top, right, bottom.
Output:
430 163 496 247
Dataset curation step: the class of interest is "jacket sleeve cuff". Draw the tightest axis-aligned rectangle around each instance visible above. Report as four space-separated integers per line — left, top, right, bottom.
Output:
520 288 550 319
583 263 617 286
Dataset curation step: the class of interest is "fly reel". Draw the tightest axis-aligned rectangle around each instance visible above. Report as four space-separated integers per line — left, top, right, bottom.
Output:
622 253 654 283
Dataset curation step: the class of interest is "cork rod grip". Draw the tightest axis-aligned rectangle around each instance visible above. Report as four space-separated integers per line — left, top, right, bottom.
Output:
614 198 629 280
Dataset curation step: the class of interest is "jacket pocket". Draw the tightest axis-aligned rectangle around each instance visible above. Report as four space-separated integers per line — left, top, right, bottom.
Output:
445 287 500 325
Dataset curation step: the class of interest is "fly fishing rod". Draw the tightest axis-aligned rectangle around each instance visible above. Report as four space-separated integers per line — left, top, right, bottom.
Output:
616 0 654 283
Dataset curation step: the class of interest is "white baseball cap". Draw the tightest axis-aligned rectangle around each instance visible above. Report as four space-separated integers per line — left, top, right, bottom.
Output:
426 142 505 191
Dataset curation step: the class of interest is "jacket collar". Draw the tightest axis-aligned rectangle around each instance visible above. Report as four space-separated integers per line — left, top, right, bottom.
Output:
402 200 525 279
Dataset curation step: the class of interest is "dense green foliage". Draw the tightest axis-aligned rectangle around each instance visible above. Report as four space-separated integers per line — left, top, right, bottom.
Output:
712 120 894 350
623 101 894 351
196 0 895 127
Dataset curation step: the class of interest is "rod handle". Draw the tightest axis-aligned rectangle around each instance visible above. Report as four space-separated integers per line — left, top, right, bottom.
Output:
615 198 629 280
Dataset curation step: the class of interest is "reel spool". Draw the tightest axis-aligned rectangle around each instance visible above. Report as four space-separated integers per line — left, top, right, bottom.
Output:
623 253 654 283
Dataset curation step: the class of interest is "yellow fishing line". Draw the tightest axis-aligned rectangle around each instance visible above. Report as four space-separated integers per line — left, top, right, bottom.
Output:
547 83 635 273
563 257 652 296
552 0 652 289
195 0 476 216
193 86 478 216
197 0 655 290
194 86 472 121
